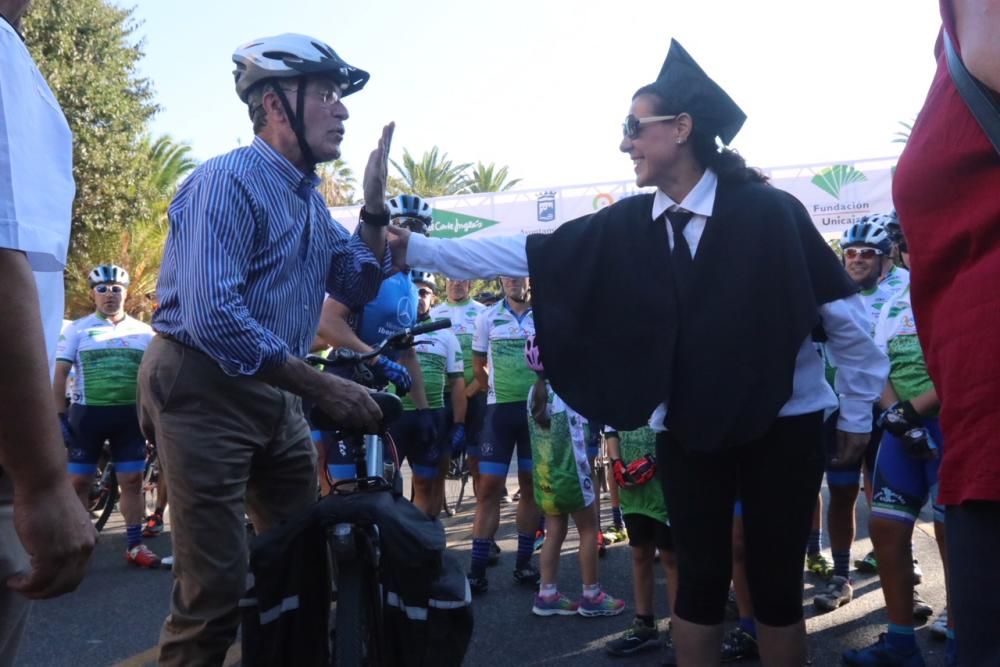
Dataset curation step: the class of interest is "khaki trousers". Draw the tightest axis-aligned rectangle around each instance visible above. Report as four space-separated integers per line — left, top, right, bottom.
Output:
137 337 317 667
0 476 30 667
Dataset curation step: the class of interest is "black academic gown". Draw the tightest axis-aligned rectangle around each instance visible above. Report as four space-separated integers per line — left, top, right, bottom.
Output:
525 179 856 453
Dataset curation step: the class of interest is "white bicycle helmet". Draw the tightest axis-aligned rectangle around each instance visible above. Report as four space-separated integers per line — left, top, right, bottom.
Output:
411 271 437 290
388 194 433 224
232 33 369 103
88 264 130 288
841 218 892 254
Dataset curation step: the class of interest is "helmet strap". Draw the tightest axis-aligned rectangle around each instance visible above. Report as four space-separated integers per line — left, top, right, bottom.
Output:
273 78 318 172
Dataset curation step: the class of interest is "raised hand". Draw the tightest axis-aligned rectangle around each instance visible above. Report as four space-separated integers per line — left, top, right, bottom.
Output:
362 122 395 215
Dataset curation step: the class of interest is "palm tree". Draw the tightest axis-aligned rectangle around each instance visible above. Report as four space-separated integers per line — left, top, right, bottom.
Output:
143 134 197 219
892 120 914 145
389 147 471 197
317 159 357 206
466 161 522 193
65 136 196 319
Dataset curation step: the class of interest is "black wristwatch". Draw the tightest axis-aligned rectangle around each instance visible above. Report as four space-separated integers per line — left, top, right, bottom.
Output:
359 206 390 227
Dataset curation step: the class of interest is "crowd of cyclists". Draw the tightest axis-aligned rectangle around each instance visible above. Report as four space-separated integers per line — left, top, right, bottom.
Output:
51 194 950 666
5 11 995 666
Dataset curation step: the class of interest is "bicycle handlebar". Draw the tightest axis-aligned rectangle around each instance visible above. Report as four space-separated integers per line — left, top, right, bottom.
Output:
306 318 452 370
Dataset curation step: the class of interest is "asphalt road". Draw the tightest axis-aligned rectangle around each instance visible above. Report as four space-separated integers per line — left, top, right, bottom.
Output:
16 479 950 667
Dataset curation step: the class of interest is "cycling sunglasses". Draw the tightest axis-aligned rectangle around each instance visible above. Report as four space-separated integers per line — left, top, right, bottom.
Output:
843 247 883 260
622 114 678 140
417 288 435 298
95 284 125 294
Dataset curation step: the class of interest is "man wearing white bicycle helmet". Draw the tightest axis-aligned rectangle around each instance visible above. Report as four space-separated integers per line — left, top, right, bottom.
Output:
53 265 157 567
137 33 394 665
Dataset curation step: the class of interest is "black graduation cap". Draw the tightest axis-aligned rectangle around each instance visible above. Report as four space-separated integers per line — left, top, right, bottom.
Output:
648 39 747 145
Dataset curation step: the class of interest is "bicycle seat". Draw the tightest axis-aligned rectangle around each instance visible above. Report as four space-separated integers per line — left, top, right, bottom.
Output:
309 391 403 433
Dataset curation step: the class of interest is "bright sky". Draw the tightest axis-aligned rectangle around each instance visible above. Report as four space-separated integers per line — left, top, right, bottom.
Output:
129 0 942 190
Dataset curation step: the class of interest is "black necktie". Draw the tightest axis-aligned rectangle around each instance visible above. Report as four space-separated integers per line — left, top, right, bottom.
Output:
666 209 694 290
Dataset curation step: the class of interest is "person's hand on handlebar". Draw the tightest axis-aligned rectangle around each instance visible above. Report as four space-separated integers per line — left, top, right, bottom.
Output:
373 356 412 395
312 372 383 433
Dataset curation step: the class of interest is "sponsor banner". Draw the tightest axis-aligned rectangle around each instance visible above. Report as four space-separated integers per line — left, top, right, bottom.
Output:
331 158 896 240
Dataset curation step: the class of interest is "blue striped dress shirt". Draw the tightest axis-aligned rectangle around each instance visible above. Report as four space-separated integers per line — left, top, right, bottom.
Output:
153 137 389 376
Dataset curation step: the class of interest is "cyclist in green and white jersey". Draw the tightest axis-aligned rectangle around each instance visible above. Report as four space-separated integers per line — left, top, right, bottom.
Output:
817 215 918 610
390 271 467 515
430 278 486 464
467 275 539 593
52 265 160 569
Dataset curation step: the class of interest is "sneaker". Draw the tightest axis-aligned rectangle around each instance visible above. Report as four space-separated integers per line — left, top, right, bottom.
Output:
842 633 926 667
912 589 933 620
467 572 488 594
813 575 853 611
533 529 545 552
487 541 501 567
806 552 833 579
929 608 947 641
578 590 626 617
161 555 174 569
126 544 162 569
721 626 759 662
597 531 607 558
603 526 628 544
513 564 541 587
532 592 579 617
605 617 661 656
855 550 878 573
912 559 923 585
142 512 164 537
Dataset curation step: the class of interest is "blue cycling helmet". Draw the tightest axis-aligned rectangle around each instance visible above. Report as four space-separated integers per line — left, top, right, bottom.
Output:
841 217 892 255
88 264 130 288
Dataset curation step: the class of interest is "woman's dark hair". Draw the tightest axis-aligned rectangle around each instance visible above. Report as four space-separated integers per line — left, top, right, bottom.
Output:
633 85 768 185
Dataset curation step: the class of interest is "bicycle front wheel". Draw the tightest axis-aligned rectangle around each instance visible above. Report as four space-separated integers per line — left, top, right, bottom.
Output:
333 550 379 665
444 452 470 515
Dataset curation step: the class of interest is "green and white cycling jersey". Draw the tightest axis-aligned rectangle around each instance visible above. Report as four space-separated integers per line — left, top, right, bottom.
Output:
430 298 485 386
396 321 464 411
604 424 668 524
874 285 936 409
528 383 593 515
56 313 153 406
472 300 535 405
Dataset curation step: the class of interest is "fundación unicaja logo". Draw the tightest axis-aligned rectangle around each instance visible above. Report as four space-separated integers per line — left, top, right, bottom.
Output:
810 164 867 200
809 165 871 229
536 191 556 223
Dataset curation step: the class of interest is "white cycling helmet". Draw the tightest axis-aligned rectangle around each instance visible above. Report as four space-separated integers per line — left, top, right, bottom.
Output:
88 264 130 288
841 218 892 255
232 33 369 103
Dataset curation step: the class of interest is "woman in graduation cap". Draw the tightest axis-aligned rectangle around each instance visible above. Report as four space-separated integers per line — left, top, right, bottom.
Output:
388 39 887 666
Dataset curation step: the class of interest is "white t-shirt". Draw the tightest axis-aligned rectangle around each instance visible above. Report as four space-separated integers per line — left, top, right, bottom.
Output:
0 20 75 377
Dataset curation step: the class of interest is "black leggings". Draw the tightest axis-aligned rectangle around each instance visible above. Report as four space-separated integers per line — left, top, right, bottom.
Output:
657 411 824 626
945 501 1000 667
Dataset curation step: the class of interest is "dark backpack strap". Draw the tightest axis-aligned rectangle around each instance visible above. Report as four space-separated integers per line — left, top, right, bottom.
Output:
943 29 1000 156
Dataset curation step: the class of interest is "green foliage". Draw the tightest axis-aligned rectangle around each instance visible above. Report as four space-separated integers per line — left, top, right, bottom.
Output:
24 0 163 317
467 162 522 193
389 147 472 197
892 120 913 145
318 159 358 206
